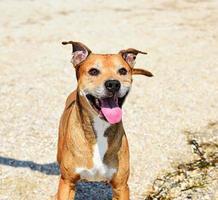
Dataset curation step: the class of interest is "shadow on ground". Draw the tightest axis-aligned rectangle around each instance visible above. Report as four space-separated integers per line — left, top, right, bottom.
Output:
0 156 60 175
0 156 112 200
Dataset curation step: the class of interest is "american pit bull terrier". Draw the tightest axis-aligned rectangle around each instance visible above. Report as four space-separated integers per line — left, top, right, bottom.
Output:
56 41 153 200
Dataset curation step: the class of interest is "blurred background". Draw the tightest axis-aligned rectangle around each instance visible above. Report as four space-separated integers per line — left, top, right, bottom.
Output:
0 0 218 199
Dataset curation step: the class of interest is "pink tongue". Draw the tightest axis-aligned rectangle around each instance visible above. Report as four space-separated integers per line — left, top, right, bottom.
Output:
101 107 122 124
100 97 122 124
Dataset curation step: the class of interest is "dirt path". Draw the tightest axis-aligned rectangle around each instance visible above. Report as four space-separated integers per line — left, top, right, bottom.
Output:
0 1 218 199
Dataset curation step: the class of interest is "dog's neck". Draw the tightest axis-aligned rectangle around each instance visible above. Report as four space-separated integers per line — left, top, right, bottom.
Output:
74 91 123 148
75 93 112 143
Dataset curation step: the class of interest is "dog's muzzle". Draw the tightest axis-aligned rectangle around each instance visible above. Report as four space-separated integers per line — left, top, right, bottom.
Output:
104 80 121 93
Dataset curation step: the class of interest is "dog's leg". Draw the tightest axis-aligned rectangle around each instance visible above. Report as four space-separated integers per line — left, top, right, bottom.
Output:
56 177 76 200
110 133 130 200
111 183 130 200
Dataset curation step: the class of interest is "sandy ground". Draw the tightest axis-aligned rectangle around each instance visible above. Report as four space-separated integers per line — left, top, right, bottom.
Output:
0 0 218 199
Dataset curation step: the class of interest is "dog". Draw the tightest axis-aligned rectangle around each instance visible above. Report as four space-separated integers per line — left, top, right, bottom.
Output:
55 41 153 200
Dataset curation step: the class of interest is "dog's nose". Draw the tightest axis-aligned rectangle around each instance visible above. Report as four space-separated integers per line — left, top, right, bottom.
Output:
105 80 121 93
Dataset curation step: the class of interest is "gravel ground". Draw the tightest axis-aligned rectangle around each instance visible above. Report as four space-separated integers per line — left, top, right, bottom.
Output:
146 122 218 200
0 0 218 199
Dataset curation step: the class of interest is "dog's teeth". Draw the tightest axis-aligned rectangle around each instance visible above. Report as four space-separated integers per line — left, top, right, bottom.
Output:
95 99 100 107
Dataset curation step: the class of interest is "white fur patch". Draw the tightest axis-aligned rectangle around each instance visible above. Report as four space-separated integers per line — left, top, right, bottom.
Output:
75 117 116 181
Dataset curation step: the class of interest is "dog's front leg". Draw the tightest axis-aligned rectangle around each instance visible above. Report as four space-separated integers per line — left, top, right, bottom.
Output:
111 183 130 200
56 177 77 200
110 133 130 200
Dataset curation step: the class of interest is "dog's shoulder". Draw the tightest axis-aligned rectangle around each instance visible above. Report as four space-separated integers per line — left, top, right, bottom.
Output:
65 90 77 110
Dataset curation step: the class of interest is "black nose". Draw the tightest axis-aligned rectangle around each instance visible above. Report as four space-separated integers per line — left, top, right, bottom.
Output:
105 80 121 93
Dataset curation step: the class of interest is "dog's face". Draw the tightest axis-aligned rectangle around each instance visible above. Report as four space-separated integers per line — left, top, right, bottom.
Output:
62 41 153 124
78 54 132 117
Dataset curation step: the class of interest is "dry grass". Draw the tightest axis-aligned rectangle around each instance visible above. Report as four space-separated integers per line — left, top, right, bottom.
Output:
145 122 218 200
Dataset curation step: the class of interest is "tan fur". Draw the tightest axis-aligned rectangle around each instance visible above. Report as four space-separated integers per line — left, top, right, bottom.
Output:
56 42 153 200
132 68 153 77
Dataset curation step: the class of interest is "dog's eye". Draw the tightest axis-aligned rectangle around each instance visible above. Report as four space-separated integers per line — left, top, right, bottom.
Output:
118 68 127 75
88 68 100 76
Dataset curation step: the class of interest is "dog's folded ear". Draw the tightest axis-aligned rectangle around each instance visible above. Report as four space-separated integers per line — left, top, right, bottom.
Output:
62 41 92 67
132 68 153 77
119 48 147 67
119 48 153 77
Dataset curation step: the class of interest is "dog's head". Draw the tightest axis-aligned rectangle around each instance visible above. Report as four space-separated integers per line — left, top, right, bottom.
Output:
62 41 153 124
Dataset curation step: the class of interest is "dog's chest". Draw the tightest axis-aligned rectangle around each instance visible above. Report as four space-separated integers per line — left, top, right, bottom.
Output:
75 117 116 181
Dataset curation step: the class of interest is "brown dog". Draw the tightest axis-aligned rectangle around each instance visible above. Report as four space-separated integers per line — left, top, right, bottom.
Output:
56 41 153 200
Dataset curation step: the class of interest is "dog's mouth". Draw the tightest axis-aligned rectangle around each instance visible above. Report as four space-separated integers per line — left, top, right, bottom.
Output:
86 93 128 124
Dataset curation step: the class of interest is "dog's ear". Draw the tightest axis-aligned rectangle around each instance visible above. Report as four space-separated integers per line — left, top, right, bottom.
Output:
119 48 147 67
62 41 92 67
132 68 153 77
119 48 153 77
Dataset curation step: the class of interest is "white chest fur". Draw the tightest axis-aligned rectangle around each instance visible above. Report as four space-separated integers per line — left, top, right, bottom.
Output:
75 117 116 181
